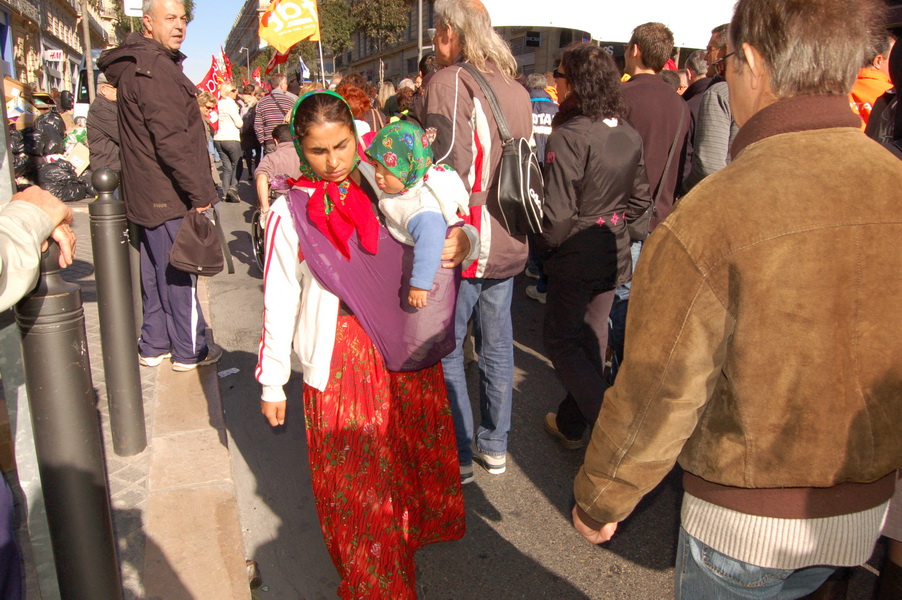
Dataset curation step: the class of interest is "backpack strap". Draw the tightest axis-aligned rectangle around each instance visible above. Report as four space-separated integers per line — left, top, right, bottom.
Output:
654 108 686 204
460 64 513 143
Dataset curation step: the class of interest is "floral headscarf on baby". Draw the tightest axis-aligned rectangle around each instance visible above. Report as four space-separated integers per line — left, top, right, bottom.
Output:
366 121 436 192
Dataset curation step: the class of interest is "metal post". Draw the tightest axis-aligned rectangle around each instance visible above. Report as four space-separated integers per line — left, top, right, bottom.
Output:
80 0 95 102
128 219 142 338
89 168 147 456
418 0 423 64
16 243 123 600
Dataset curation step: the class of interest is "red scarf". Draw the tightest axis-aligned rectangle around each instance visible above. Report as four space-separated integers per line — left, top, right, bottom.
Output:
297 176 379 260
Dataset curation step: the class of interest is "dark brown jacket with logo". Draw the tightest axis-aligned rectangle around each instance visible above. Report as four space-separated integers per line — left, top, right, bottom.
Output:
539 111 651 290
98 33 217 228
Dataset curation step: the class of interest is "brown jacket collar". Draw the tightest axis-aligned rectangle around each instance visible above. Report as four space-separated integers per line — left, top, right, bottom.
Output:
732 95 861 157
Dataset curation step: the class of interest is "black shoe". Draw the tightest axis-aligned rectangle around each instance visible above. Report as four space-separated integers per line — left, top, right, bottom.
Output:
225 188 240 203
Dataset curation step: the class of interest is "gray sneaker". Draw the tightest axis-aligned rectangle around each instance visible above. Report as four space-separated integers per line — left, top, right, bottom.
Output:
460 463 475 485
171 345 223 372
474 450 506 475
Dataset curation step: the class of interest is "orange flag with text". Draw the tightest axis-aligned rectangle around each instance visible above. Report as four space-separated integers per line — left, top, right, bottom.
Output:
259 0 321 54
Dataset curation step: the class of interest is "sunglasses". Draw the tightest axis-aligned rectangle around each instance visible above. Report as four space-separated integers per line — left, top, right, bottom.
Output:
553 69 567 79
714 51 736 65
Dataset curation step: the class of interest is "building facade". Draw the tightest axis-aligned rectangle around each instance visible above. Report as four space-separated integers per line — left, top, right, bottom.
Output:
224 0 264 82
338 2 589 85
0 0 117 94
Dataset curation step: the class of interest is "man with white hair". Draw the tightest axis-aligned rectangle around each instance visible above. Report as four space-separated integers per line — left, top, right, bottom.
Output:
413 0 532 485
572 0 902 598
98 0 221 371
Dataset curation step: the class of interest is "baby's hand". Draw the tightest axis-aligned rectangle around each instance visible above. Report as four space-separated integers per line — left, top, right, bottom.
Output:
408 287 428 309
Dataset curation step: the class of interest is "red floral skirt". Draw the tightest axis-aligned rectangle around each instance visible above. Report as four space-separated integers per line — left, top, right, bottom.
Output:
303 315 466 599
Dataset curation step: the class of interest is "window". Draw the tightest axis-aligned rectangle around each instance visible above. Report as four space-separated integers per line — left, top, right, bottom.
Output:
559 29 573 48
509 37 525 56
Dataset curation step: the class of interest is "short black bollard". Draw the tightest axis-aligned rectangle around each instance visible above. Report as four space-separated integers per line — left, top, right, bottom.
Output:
90 168 147 456
16 242 124 600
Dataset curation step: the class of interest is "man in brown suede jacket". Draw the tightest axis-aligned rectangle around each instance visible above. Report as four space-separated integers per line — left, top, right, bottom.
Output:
572 0 902 598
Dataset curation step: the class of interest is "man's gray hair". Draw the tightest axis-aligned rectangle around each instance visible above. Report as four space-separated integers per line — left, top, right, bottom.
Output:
729 0 879 98
864 30 896 66
434 0 518 77
711 23 730 46
525 73 547 90
685 50 708 77
142 0 184 23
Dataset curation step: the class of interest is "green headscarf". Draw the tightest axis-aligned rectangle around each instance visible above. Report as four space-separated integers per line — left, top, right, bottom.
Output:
365 121 434 192
287 90 378 259
289 89 360 185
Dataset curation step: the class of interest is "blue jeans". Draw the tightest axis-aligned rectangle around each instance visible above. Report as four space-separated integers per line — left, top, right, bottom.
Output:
675 527 835 599
608 240 642 380
214 140 242 193
441 278 514 464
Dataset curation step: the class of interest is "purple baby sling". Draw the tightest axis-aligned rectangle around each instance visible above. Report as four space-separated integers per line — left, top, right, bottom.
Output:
286 188 461 372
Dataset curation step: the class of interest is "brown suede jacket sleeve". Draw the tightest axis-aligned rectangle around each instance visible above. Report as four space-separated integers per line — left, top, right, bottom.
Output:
574 224 733 525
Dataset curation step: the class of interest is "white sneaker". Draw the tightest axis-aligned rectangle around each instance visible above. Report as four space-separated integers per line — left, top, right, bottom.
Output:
171 345 223 372
526 285 547 305
138 352 171 367
474 450 506 475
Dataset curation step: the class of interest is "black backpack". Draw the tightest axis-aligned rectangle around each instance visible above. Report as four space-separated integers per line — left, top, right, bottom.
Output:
460 64 544 236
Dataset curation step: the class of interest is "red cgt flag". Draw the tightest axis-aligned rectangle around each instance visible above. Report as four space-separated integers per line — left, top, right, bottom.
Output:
265 49 291 74
197 65 219 97
252 66 262 86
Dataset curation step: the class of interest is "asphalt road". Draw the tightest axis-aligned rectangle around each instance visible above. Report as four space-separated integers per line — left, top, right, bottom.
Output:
206 180 882 600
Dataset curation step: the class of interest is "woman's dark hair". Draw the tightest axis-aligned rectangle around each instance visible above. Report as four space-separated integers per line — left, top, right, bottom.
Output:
338 72 374 98
292 92 355 140
418 53 438 77
559 43 626 121
396 87 415 112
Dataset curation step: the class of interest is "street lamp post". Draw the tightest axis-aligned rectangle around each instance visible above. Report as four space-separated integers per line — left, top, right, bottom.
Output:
417 0 423 64
240 47 250 80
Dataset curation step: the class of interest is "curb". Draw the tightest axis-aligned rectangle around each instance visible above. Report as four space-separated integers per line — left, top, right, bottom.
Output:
139 278 250 599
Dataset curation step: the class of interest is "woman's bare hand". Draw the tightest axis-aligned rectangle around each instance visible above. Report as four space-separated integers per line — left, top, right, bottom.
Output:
261 400 287 426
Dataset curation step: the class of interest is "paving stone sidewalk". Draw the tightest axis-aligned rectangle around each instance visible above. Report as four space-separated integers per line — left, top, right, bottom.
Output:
45 200 248 600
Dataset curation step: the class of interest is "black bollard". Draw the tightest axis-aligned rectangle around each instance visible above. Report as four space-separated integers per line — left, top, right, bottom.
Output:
127 219 143 338
16 242 123 600
90 168 147 456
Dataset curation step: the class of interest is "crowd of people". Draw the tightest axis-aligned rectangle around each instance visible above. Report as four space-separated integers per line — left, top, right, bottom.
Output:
15 0 895 598
250 0 902 597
